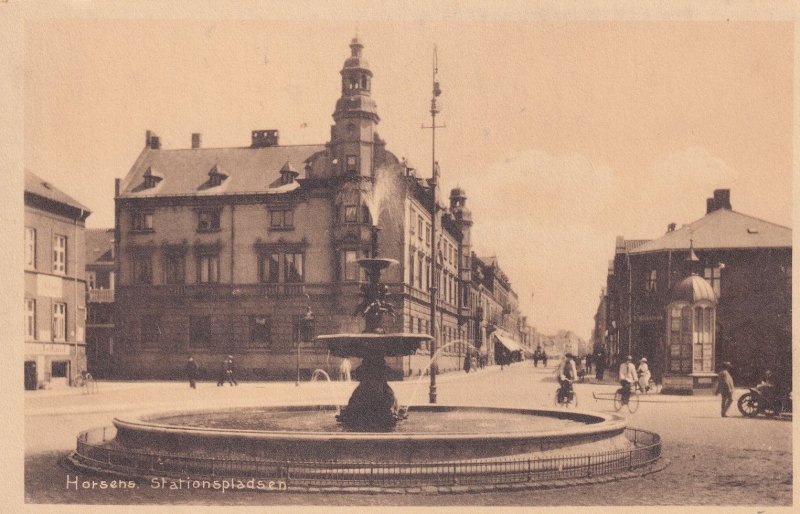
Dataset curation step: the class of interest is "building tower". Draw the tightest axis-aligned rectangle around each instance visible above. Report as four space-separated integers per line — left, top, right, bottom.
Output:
450 187 473 318
330 37 381 178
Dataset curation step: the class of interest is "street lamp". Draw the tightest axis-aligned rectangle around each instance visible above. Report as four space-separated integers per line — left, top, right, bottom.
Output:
296 304 314 386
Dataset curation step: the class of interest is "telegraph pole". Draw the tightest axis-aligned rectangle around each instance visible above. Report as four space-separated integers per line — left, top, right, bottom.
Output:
422 46 445 404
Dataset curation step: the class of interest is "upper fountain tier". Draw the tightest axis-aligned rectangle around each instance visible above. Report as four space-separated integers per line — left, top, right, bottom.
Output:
316 257 433 359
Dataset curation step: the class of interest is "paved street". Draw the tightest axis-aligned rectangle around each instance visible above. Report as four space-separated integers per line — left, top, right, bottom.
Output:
25 361 792 506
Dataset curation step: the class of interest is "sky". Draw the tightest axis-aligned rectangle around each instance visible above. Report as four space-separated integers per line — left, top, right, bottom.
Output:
23 15 793 340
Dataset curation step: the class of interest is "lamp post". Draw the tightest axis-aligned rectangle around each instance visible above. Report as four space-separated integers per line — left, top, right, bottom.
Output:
296 304 314 386
423 46 444 404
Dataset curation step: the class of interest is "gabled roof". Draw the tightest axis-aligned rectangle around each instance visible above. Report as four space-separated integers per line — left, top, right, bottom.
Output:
25 170 91 212
631 208 791 254
118 145 326 198
85 228 114 265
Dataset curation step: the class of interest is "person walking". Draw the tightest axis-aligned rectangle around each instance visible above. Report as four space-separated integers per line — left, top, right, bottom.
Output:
339 358 352 381
223 355 238 386
715 362 735 417
637 357 651 392
557 353 577 403
595 347 606 380
186 356 198 389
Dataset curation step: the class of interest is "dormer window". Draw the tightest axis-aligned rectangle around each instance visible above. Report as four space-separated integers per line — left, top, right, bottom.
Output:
279 161 299 185
197 209 221 232
143 167 163 189
208 164 228 187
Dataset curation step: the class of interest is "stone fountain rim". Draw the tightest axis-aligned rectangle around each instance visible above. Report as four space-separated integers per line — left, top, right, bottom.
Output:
113 404 627 442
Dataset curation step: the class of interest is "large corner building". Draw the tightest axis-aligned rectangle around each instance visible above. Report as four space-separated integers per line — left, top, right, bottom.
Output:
112 39 530 380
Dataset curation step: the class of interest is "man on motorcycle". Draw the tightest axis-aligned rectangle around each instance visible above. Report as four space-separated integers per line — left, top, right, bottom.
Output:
557 353 577 403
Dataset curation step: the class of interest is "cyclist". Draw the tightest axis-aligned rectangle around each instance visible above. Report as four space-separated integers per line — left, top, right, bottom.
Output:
618 355 637 404
557 353 577 403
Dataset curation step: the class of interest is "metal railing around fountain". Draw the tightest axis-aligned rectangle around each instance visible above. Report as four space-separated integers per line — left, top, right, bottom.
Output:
73 426 662 488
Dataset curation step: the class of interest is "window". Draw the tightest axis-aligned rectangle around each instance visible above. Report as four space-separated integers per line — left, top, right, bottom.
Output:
189 316 212 347
198 254 220 283
24 227 36 269
141 315 161 347
409 210 416 235
343 250 359 281
25 299 36 340
87 271 96 290
259 253 281 283
292 315 315 343
425 224 431 246
164 254 185 284
344 205 358 223
421 256 428 289
417 254 424 289
197 210 221 232
132 255 153 284
53 235 66 274
270 209 294 229
408 251 415 286
703 266 721 298
53 302 66 342
284 253 304 283
346 155 358 174
646 270 657 292
668 305 692 373
693 307 713 372
250 316 272 346
418 215 423 240
132 211 154 231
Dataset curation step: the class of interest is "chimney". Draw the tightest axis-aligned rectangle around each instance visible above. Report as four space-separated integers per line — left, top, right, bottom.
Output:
667 222 676 232
251 129 279 148
145 130 152 147
713 189 731 210
149 135 161 150
191 133 202 149
706 197 717 214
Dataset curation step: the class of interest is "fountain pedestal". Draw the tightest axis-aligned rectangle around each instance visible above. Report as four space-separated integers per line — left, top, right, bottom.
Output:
316 257 433 431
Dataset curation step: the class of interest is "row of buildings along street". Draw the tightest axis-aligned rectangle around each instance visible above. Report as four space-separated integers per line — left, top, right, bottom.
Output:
24 39 543 388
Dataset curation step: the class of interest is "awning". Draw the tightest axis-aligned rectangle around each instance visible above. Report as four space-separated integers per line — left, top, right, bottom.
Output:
493 332 524 353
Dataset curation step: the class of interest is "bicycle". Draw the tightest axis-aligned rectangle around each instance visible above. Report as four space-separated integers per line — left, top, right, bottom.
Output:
74 371 98 394
554 382 578 408
634 377 660 394
613 383 639 413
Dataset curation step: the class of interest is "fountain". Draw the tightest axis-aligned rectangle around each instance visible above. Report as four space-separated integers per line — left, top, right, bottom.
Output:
66 182 663 492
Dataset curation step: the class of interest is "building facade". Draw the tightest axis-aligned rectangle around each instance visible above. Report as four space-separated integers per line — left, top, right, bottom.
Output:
112 39 531 380
24 171 91 389
85 228 116 378
600 189 791 386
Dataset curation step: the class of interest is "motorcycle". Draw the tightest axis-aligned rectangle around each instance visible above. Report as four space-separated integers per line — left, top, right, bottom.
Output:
737 387 792 418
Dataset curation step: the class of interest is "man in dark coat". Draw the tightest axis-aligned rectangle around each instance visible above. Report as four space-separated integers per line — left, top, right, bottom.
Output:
224 355 238 386
186 356 198 389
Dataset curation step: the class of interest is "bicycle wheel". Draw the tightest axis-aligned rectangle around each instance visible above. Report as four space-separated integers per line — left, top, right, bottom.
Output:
628 392 640 413
567 391 578 408
613 391 623 411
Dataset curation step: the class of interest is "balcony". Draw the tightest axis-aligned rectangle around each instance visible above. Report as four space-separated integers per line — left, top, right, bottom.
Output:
117 283 330 300
87 289 115 303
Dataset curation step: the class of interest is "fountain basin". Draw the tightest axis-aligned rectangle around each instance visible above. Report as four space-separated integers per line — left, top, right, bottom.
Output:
105 405 628 464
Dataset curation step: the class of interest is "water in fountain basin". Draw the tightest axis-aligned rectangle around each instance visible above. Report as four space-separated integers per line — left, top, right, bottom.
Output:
310 369 344 415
